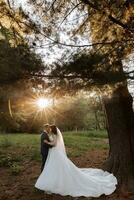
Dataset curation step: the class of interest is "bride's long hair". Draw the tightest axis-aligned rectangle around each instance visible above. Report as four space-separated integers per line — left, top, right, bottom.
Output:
50 125 58 135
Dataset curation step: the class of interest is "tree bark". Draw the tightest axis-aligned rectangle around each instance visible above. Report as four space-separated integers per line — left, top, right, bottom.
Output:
102 85 134 189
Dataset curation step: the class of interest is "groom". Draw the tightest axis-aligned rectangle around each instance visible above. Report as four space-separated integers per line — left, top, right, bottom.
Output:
40 124 53 172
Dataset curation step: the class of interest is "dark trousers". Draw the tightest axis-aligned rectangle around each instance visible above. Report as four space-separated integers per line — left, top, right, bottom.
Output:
41 155 47 172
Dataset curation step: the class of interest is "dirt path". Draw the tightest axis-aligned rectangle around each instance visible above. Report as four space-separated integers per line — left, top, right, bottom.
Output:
0 150 133 200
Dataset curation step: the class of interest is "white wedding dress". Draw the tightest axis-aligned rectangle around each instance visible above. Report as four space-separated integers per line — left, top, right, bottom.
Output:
35 128 117 197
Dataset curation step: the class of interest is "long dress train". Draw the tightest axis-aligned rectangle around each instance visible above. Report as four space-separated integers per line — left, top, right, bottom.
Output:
35 129 117 197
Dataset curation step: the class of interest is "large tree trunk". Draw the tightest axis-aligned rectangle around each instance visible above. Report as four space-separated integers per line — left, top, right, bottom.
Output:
87 0 134 189
102 85 134 189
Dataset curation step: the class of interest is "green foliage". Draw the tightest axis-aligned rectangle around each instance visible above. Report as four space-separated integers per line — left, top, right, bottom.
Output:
0 25 46 133
0 113 21 133
53 96 106 131
0 39 44 85
0 1 133 135
0 1 37 43
50 52 127 93
0 92 106 133
54 97 89 130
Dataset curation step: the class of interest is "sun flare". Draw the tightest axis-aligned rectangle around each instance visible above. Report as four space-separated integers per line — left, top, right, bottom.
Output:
36 98 51 109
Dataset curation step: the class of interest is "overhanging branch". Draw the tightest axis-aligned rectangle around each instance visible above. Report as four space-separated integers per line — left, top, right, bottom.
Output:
32 39 134 49
31 71 133 80
81 0 133 33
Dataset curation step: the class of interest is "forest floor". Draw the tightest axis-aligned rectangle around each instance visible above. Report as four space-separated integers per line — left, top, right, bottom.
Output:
0 132 133 200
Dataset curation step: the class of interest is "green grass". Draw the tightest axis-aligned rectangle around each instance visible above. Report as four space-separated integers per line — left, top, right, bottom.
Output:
0 131 109 199
0 130 108 161
64 131 108 156
0 134 40 147
64 130 107 138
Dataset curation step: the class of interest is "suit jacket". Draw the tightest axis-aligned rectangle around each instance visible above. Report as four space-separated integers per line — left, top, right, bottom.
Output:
40 131 53 157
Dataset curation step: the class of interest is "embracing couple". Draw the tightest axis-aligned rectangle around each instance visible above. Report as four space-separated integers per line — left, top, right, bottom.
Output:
35 124 117 197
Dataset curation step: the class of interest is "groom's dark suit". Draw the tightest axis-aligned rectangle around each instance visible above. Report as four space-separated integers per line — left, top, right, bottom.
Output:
40 131 53 172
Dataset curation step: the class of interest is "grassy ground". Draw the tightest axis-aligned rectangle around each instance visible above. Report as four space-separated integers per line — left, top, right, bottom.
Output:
0 131 124 200
0 130 108 158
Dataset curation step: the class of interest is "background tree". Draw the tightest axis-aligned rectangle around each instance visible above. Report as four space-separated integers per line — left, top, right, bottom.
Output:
53 95 105 131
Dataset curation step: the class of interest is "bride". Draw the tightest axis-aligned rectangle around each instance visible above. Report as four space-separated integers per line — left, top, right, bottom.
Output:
35 125 117 197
